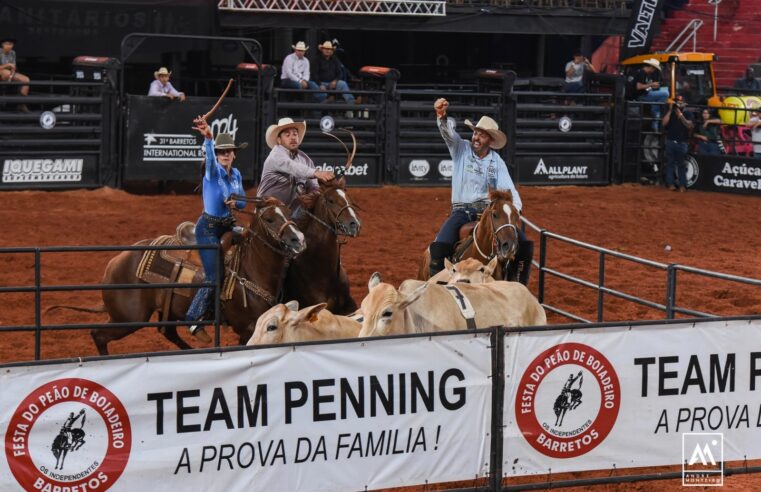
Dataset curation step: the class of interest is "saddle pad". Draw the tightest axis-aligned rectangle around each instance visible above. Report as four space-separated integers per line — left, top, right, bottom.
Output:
442 285 477 330
136 235 239 301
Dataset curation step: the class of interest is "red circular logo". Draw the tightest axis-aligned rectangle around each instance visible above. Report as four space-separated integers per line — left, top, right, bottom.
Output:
515 343 620 458
5 378 131 491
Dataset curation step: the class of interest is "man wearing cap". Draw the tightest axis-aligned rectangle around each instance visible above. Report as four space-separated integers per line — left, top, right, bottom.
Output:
312 40 355 104
281 42 320 95
0 37 30 112
633 58 669 132
185 115 247 342
662 94 694 192
148 67 186 101
257 117 335 214
429 98 532 284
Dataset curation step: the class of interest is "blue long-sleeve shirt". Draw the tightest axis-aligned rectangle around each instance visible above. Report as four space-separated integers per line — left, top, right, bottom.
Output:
437 117 522 211
201 138 245 217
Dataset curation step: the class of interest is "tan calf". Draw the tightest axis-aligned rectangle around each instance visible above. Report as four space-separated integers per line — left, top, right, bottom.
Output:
428 257 499 285
247 301 361 345
359 273 546 337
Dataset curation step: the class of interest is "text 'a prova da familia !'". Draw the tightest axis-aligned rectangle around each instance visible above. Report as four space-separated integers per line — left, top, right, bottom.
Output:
147 369 469 434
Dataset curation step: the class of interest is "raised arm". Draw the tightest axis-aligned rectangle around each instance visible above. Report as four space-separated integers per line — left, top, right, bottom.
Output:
434 97 467 162
192 116 218 180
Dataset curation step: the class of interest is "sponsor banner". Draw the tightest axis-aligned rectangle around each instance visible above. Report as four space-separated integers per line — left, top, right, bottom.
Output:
620 0 665 60
398 156 453 186
311 154 382 186
125 95 257 181
690 154 761 196
516 155 608 184
1 333 491 491
0 155 99 188
504 319 761 476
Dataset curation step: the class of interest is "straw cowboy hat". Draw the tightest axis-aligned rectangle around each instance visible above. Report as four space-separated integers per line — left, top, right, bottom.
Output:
464 116 507 149
291 41 309 52
642 58 661 71
214 133 248 150
318 41 335 50
266 117 306 149
154 67 171 78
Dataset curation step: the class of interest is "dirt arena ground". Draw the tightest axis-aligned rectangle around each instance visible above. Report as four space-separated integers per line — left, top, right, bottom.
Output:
1 183 760 489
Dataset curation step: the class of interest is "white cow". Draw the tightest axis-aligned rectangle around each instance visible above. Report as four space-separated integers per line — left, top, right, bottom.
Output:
428 257 498 285
359 273 546 337
247 301 361 345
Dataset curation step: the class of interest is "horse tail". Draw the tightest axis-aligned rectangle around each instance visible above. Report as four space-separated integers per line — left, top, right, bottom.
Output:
45 304 107 315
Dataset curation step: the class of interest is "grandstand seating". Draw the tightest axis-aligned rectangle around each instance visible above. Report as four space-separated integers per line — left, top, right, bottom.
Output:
651 0 761 88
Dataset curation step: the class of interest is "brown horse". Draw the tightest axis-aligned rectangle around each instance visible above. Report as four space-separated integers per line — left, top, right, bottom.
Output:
48 197 306 354
285 178 361 314
418 189 521 281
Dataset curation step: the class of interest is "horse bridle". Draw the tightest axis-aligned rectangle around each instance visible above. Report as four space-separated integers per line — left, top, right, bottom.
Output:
302 190 357 237
235 202 299 257
472 202 519 260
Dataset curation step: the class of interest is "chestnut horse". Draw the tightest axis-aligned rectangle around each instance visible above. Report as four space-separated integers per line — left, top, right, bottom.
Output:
285 178 361 314
48 198 306 354
418 189 521 281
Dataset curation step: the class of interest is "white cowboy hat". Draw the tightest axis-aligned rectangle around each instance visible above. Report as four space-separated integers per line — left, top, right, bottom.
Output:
464 116 507 150
266 117 306 149
291 41 309 52
154 67 171 78
318 41 335 50
642 58 661 71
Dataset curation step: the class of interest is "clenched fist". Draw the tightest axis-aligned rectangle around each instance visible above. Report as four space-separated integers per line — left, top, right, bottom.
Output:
434 98 449 119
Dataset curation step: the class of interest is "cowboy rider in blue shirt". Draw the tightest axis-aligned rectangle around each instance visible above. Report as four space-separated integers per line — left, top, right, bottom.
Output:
185 115 247 342
429 97 532 284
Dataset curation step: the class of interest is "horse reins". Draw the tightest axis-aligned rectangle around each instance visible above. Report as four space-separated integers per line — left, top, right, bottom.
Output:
472 204 519 261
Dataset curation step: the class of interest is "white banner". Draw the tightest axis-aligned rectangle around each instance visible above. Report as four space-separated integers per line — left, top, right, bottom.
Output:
1 333 492 492
504 319 761 476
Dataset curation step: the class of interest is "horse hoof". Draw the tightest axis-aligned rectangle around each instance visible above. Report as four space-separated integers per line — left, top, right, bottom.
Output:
190 327 212 344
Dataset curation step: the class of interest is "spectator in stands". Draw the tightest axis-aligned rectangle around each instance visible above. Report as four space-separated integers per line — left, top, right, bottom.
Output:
662 94 694 192
747 110 761 157
148 67 186 101
734 67 761 93
694 108 723 155
257 117 335 215
563 51 596 93
634 58 669 132
0 37 30 113
312 40 356 104
281 41 319 95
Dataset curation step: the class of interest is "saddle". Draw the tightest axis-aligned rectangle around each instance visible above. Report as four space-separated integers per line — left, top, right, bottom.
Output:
135 222 241 318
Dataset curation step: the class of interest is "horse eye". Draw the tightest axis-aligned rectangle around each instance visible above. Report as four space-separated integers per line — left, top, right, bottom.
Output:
492 212 498 218
265 217 274 223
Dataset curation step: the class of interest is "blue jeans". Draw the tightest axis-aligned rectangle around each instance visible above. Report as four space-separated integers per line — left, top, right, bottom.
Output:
314 80 355 103
698 141 721 155
280 79 320 101
638 87 669 130
563 81 584 93
186 214 229 322
664 139 689 188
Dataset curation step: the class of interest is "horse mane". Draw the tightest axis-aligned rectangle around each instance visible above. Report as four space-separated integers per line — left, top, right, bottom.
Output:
320 177 347 191
488 189 514 203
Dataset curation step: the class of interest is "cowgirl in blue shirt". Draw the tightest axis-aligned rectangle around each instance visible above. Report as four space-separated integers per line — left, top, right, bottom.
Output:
186 115 247 340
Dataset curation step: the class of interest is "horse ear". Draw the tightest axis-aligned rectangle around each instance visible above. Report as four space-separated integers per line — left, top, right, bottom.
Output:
295 303 327 325
398 282 428 310
444 258 455 272
285 300 299 312
485 257 499 276
368 272 382 290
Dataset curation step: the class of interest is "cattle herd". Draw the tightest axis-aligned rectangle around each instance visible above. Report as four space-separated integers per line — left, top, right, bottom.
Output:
247 256 547 347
